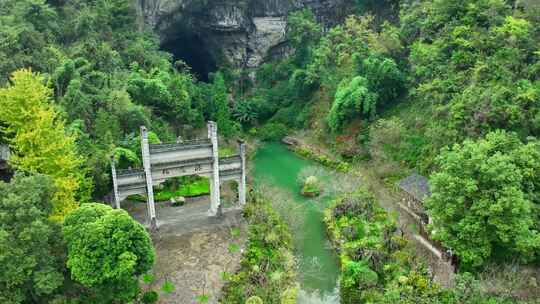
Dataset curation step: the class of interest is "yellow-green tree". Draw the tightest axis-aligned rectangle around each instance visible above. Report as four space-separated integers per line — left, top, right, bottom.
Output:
0 69 85 220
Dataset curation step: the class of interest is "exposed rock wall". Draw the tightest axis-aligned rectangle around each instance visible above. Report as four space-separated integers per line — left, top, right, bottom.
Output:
136 0 354 71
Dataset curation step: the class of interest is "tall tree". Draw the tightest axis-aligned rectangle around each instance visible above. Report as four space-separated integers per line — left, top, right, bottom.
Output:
0 69 88 220
0 174 64 303
427 131 540 268
210 72 236 137
63 203 155 303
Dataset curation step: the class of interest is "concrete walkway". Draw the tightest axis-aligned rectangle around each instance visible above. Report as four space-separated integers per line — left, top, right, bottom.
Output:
125 196 243 235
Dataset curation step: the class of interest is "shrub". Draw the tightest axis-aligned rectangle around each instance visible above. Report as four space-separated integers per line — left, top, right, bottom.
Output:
245 296 264 304
280 287 298 304
221 191 296 303
325 189 447 303
356 53 406 109
0 174 64 303
141 291 159 304
259 123 288 141
301 175 321 197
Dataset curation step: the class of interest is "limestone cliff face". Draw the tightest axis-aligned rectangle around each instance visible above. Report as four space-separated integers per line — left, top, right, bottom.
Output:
136 0 353 71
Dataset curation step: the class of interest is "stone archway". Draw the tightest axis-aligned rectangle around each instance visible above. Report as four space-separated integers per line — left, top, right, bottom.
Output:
111 122 246 230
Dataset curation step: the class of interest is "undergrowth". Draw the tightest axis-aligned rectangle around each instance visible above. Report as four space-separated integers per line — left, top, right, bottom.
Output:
220 190 298 304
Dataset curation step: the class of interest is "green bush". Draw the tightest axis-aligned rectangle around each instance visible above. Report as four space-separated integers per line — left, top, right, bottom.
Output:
280 287 298 304
327 76 378 132
259 123 288 141
0 174 64 303
300 175 321 197
141 291 159 304
245 296 264 304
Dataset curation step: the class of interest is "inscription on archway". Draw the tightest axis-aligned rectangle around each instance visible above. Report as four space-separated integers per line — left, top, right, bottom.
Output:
111 122 246 229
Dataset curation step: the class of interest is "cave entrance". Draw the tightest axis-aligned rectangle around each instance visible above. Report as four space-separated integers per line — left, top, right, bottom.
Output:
161 32 217 82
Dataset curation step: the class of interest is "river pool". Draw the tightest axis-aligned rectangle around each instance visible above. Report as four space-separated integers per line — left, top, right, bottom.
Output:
253 142 341 303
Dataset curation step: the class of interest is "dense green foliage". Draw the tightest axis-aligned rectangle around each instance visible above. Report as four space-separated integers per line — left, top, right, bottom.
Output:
221 192 297 304
63 203 155 303
247 12 406 135
404 0 540 144
427 131 540 268
328 76 378 131
0 174 64 303
0 174 156 303
254 0 540 277
1 0 540 302
325 189 448 303
258 123 288 141
325 189 529 303
394 0 540 270
0 0 240 198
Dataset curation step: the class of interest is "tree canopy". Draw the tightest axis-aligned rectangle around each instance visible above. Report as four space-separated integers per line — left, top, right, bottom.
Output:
0 174 64 303
427 131 540 268
63 203 155 303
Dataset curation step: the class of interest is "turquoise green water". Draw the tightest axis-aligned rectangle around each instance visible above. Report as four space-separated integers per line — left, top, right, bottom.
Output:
253 142 340 303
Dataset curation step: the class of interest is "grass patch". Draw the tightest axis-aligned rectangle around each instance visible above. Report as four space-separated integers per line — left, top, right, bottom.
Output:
128 176 210 202
219 146 237 157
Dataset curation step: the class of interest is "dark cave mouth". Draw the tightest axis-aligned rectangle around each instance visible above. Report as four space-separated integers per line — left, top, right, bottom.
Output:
161 32 218 82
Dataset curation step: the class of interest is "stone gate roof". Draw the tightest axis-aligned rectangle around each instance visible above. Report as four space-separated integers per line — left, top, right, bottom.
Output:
399 173 431 202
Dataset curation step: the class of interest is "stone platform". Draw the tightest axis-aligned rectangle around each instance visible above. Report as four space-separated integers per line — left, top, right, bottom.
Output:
124 198 246 304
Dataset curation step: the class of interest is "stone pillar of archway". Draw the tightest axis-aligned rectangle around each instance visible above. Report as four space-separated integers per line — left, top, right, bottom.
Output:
208 121 221 216
238 141 247 206
141 126 158 230
110 156 121 209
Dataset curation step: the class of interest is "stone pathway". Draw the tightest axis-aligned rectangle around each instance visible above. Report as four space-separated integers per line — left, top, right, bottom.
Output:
124 198 247 304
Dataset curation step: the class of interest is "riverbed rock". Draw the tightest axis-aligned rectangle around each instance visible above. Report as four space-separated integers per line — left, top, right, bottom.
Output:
282 136 301 146
136 0 355 73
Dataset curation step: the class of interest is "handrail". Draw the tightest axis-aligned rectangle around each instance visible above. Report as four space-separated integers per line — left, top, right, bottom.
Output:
150 139 212 152
117 168 145 176
219 155 241 164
